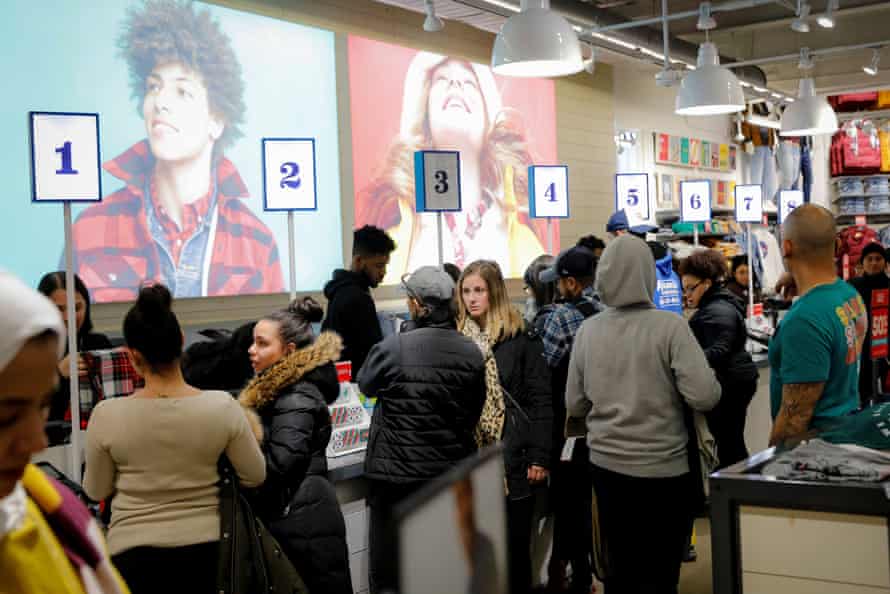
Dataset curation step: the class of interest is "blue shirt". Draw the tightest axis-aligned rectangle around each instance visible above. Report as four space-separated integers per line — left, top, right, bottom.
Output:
540 286 602 367
769 279 867 427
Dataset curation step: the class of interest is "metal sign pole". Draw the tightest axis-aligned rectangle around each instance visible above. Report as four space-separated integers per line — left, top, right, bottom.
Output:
63 203 81 483
693 226 700 247
746 222 755 354
437 211 445 267
287 211 296 301
547 217 554 254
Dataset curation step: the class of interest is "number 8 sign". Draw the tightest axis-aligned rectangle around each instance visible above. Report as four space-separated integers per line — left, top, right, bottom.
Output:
414 150 462 212
779 190 803 225
29 112 102 202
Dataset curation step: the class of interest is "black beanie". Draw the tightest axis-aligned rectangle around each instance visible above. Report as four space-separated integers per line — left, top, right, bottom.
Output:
861 242 886 264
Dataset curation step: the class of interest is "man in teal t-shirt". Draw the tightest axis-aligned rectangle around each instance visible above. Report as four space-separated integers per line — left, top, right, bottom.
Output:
769 205 867 445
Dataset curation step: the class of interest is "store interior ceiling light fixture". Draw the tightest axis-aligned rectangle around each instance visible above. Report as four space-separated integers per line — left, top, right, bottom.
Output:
696 2 717 31
676 41 746 116
864 49 881 76
791 1 812 33
422 0 444 32
780 77 839 136
491 0 584 77
817 0 838 28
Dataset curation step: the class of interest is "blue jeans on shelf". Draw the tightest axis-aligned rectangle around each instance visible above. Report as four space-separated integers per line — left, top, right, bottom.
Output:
749 145 778 207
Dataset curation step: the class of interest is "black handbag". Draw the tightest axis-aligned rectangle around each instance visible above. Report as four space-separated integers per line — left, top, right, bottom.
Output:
216 457 308 594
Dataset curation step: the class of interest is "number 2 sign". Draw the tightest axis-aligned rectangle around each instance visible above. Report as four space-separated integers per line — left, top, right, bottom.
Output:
30 112 102 202
414 150 461 212
262 138 318 211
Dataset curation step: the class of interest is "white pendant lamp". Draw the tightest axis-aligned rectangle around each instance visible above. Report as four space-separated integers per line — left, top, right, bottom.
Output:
780 78 838 136
675 42 746 116
491 0 584 78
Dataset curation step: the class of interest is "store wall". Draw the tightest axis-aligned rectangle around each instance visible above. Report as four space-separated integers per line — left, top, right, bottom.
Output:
90 0 615 331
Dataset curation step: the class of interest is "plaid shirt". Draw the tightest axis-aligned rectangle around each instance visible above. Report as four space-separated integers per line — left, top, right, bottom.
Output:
148 177 214 267
69 348 145 429
540 286 602 368
72 141 284 303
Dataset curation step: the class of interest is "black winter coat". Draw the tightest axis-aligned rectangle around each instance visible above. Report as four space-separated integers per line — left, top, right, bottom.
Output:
321 269 382 373
689 287 759 386
240 332 352 594
358 320 487 484
493 330 553 501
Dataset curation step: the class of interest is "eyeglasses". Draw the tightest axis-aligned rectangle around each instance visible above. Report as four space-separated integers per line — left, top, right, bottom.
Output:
683 280 704 295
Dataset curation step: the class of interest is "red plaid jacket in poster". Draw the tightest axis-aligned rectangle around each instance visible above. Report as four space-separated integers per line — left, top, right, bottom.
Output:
71 141 284 302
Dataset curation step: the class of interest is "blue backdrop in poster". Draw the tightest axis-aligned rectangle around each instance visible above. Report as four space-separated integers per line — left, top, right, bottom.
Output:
0 0 341 299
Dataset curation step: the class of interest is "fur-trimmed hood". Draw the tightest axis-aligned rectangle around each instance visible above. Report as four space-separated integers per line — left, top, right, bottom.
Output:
239 332 343 441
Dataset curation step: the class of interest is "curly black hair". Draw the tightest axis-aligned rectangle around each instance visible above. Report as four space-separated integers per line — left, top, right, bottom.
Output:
353 225 396 257
678 249 729 282
119 0 245 154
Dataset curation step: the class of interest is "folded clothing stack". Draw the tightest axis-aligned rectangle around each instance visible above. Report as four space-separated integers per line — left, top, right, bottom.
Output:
836 177 866 196
864 175 890 196
868 195 890 213
839 197 867 214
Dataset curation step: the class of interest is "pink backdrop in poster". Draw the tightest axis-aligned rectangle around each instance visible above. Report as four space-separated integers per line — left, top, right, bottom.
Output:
348 35 559 283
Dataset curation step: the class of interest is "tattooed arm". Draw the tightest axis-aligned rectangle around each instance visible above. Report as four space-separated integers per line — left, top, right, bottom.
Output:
768 382 825 446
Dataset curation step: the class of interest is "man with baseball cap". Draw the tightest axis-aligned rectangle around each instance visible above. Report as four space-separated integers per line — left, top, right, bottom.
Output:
538 247 602 593
606 209 659 238
357 266 487 593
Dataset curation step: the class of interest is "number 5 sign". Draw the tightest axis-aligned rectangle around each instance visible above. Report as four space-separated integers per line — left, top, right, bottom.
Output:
414 150 461 212
680 180 712 223
262 138 318 211
734 184 763 223
614 173 650 223
29 112 102 202
529 166 569 218
779 190 803 224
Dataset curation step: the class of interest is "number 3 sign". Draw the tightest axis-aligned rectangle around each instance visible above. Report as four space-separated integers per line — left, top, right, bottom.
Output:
262 138 318 211
30 112 102 202
414 150 461 212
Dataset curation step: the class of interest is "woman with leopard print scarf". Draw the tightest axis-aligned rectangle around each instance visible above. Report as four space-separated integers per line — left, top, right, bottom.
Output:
457 260 553 594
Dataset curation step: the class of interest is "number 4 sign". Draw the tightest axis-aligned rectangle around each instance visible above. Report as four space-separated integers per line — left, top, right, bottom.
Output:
30 112 102 202
414 150 461 212
529 166 569 218
262 138 318 211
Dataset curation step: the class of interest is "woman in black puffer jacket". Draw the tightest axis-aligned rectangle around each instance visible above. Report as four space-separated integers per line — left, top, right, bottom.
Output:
680 250 759 468
457 260 553 594
240 297 352 594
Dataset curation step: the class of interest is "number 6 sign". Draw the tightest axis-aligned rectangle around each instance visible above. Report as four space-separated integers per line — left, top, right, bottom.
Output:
414 150 461 212
680 180 712 223
29 112 102 202
262 138 318 211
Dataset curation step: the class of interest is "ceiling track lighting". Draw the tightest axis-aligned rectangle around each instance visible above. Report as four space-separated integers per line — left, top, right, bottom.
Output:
780 77 838 136
422 0 444 32
817 0 838 28
491 0 584 78
696 2 717 31
864 48 881 76
791 1 812 33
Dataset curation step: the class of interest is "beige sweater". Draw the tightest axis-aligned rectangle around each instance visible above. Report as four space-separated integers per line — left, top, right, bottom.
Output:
83 390 266 555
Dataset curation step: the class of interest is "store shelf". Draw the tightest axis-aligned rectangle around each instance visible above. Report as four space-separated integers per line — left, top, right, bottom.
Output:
835 212 890 225
655 207 734 218
654 232 734 242
836 109 890 122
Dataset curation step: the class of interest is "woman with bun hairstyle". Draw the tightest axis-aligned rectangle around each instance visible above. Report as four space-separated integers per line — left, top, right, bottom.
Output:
83 284 266 594
240 297 352 594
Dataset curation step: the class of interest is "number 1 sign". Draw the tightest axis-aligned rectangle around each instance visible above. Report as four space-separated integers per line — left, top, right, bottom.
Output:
415 151 461 212
29 112 102 202
734 184 763 223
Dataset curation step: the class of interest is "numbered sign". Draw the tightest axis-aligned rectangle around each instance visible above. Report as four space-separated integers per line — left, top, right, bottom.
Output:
29 112 101 202
614 173 650 224
872 289 889 360
680 180 712 223
529 165 569 218
262 138 318 211
414 151 461 212
734 184 763 223
778 190 803 224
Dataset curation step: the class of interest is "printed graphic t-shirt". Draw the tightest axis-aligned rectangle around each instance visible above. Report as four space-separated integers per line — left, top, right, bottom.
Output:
769 279 867 428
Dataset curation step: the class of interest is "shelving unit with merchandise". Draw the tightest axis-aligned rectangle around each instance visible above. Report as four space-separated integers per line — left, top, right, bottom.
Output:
832 175 890 221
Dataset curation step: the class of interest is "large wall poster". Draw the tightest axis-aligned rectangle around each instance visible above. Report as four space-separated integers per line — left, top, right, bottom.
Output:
2 0 341 302
348 35 559 283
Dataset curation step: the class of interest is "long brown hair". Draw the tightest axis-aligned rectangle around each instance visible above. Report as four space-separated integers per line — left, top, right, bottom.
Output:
457 260 524 343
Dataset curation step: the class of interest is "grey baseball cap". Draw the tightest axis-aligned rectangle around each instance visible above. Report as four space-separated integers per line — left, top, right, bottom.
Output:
401 266 455 301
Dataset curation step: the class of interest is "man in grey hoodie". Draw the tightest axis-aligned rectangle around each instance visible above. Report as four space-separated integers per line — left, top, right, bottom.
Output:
566 234 720 594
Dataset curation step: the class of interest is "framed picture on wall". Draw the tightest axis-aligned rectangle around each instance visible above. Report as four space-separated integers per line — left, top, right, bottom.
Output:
659 173 674 209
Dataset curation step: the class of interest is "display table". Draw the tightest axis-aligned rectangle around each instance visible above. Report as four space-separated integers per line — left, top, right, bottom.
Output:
710 448 890 594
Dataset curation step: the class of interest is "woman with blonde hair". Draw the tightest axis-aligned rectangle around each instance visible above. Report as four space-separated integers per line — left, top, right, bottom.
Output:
358 53 547 284
456 260 552 594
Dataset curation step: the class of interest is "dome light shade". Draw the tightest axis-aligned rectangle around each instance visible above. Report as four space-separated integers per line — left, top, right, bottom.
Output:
492 3 584 78
675 42 746 116
780 78 838 136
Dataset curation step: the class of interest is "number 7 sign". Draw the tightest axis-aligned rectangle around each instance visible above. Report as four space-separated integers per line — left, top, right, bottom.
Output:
29 112 102 202
734 184 763 223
